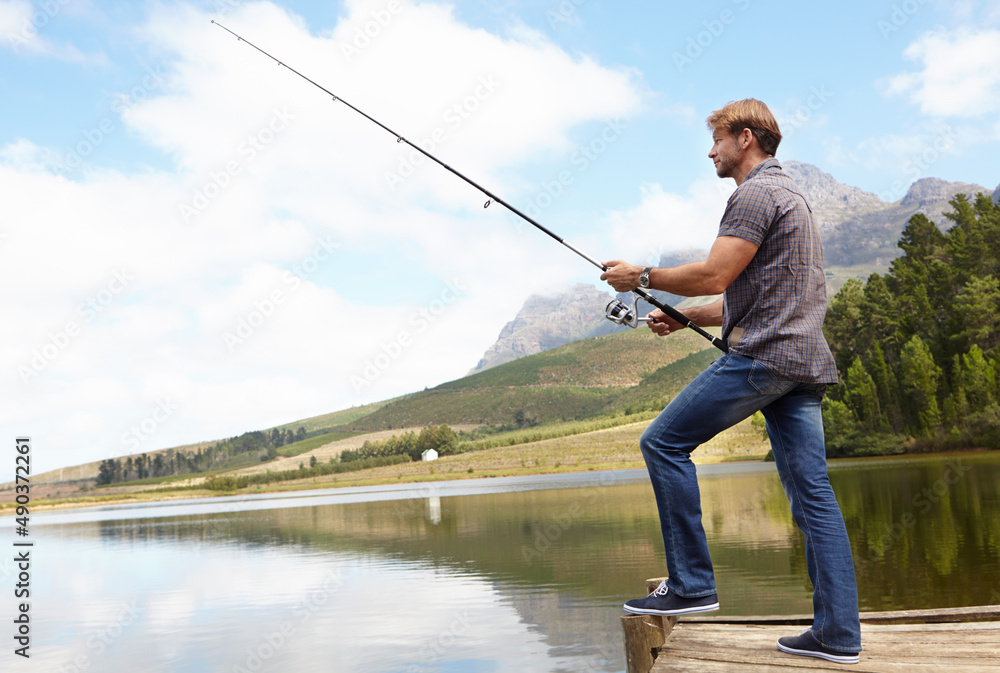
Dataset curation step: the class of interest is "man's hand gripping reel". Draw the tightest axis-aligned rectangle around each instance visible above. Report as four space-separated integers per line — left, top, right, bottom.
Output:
605 294 655 329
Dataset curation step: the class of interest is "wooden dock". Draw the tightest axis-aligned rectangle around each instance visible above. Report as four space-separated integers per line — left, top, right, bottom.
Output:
621 579 1000 672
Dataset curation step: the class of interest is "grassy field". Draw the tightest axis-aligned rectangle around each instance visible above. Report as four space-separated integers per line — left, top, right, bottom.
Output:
294 415 769 489
454 412 660 452
824 263 889 295
275 429 360 457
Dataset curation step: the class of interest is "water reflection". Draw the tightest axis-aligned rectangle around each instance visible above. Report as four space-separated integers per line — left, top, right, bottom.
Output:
427 496 442 525
834 453 1000 610
17 452 1000 672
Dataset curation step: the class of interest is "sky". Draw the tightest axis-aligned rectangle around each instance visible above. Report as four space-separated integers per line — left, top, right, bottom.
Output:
2 0 999 475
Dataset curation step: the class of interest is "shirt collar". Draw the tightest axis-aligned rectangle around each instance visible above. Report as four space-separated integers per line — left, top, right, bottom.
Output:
744 156 781 182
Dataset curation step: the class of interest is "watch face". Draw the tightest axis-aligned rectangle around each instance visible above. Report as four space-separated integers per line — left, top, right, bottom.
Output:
640 268 650 288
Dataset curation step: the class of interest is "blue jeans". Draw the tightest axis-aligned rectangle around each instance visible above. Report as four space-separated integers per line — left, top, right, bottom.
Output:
639 352 861 653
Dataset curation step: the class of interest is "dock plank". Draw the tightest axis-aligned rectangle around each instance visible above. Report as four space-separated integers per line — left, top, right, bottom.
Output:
681 604 1000 625
649 621 1000 672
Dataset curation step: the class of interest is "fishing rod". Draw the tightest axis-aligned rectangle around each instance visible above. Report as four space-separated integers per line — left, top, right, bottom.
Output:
211 21 728 354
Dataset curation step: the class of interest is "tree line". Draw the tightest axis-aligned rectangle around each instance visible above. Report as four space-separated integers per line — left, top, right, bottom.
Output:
96 423 460 486
340 424 457 462
823 193 1000 455
96 426 308 485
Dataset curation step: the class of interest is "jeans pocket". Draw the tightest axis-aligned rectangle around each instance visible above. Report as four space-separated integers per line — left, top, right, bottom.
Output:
748 359 795 396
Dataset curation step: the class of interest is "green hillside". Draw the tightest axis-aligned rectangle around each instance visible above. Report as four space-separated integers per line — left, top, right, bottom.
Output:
439 326 711 388
272 398 402 433
348 328 719 431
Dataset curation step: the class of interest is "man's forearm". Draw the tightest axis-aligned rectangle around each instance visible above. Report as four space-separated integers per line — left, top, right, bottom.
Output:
678 297 724 328
602 236 758 298
648 263 729 297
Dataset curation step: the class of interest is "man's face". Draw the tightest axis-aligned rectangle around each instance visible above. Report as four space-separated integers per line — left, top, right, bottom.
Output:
709 129 741 179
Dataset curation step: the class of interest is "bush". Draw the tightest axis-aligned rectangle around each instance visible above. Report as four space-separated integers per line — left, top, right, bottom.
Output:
202 454 412 492
205 475 249 491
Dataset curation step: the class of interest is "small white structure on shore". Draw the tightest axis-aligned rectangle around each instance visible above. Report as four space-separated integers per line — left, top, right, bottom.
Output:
421 448 438 462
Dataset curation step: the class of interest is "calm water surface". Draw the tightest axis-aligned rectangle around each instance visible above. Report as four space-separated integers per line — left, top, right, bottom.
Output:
5 452 999 672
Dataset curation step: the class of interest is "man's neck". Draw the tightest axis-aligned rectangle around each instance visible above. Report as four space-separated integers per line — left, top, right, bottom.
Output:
732 154 770 186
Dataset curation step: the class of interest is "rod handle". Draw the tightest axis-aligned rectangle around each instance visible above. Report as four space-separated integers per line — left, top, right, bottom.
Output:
634 289 729 353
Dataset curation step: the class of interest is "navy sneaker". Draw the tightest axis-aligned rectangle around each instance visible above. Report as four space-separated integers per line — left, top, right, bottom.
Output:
776 629 860 665
623 580 720 616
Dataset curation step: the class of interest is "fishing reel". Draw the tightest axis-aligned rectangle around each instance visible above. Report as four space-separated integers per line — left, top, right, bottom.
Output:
605 294 655 329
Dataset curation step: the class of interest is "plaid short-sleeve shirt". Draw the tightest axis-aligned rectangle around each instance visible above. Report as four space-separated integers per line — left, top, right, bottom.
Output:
718 158 838 383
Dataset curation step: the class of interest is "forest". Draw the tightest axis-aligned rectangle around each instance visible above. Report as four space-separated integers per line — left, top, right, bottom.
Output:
823 193 1000 456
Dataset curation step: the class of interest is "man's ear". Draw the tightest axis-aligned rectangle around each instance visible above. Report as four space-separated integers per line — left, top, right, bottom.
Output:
739 127 754 150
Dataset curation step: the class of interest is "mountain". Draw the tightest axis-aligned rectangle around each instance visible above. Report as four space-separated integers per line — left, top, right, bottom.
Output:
470 283 621 373
782 161 991 266
820 176 989 266
781 160 885 232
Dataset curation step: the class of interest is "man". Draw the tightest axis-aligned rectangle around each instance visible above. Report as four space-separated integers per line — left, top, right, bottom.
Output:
601 99 862 665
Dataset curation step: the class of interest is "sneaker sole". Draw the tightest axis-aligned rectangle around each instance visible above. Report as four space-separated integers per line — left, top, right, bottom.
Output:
622 601 720 616
776 640 860 664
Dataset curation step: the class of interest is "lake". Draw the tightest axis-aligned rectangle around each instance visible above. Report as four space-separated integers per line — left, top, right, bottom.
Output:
6 451 999 672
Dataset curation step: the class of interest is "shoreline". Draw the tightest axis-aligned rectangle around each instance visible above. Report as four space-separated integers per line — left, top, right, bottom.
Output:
3 452 765 515
5 448 996 516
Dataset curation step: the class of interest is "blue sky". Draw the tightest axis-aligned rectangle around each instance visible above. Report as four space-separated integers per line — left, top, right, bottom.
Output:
3 0 999 474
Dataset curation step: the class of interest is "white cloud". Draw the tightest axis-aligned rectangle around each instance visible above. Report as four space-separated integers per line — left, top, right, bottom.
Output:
823 121 965 199
0 0 99 62
885 27 1000 117
0 0 35 43
604 176 732 265
1 0 644 473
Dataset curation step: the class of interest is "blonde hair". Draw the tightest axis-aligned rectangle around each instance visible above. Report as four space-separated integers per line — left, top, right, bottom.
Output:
706 99 782 156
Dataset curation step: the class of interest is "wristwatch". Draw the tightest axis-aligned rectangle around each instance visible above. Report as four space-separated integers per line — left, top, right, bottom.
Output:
638 267 652 289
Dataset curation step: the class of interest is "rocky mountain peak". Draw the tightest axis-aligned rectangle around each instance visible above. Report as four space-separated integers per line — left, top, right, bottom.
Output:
782 160 883 206
901 177 987 208
471 283 615 373
780 160 884 229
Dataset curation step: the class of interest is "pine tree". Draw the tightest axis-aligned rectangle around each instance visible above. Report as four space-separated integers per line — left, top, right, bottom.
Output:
952 276 1000 353
845 357 885 431
858 275 897 353
960 344 996 410
869 343 902 430
822 398 856 449
943 354 968 430
97 459 116 485
825 278 866 373
893 213 947 268
899 335 943 437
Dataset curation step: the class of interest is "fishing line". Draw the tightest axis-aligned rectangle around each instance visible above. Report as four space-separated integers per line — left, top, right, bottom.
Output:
211 21 728 353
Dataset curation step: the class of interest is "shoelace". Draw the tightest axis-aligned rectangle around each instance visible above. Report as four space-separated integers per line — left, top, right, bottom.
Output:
649 581 669 597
